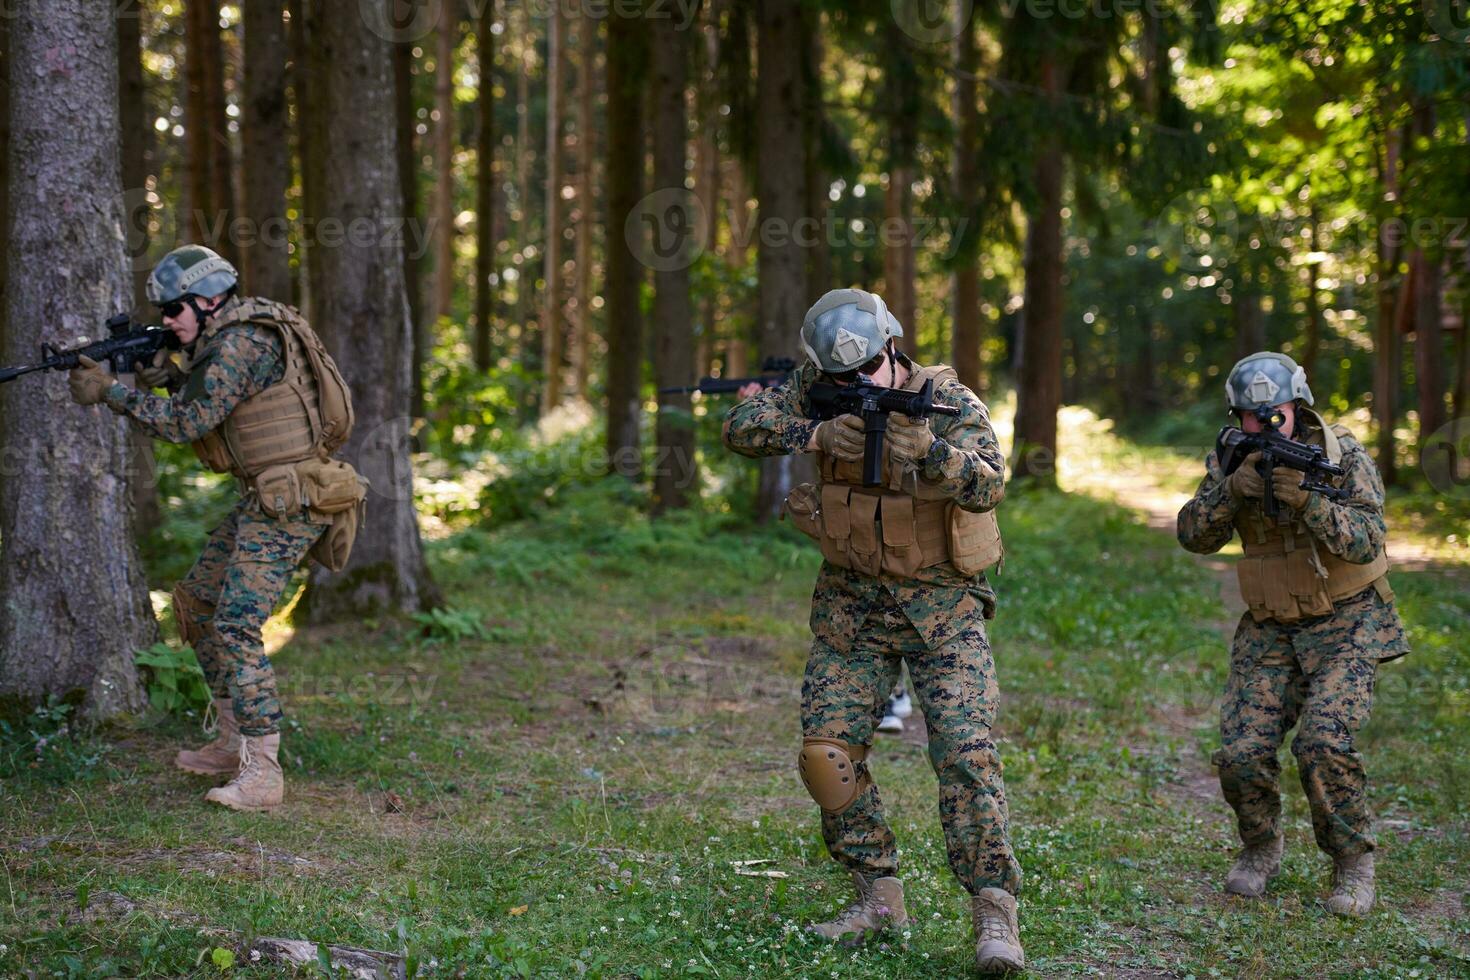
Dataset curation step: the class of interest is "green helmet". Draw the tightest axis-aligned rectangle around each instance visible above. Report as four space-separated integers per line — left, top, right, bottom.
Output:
145 244 238 306
1225 351 1313 411
799 288 904 374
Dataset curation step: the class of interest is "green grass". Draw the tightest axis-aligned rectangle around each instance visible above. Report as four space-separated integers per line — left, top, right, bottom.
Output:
3 449 1467 977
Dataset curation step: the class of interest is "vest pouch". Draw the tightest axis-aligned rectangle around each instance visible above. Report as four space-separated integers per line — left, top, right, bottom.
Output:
847 492 882 577
1285 548 1333 618
1237 555 1271 621
253 463 304 519
949 506 1004 577
818 483 853 569
297 457 367 516
879 496 923 578
309 496 364 572
191 431 235 474
783 482 822 542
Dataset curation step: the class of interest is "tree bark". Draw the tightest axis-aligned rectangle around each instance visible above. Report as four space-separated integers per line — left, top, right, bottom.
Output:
303 0 437 620
1373 120 1404 485
951 6 982 392
1302 210 1322 379
571 10 596 396
604 3 644 478
185 0 214 246
203 0 236 264
242 0 292 301
430 9 456 327
540 5 566 414
292 0 327 322
882 19 918 351
1415 252 1446 458
651 11 695 512
753 0 807 521
473 0 497 373
802 10 828 299
1012 55 1064 484
1 0 154 718
395 24 427 405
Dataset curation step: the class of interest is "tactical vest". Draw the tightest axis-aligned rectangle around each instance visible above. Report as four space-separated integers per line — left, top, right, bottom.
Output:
784 364 1004 579
1233 409 1392 623
188 297 353 479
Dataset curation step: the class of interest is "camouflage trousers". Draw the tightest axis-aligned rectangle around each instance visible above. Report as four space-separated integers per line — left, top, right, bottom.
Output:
802 592 1021 896
1212 587 1400 858
175 496 325 736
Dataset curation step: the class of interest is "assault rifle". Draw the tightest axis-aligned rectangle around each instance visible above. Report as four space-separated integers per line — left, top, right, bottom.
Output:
1217 406 1349 521
808 377 961 488
0 314 178 384
659 357 796 396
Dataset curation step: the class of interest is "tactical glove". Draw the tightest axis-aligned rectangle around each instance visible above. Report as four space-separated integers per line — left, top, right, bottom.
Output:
814 414 866 461
886 413 936 466
69 355 113 406
1225 452 1265 503
135 349 180 390
1271 467 1311 510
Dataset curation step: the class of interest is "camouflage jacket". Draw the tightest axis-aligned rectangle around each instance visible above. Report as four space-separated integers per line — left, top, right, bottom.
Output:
724 358 1006 651
1176 418 1388 565
102 308 284 446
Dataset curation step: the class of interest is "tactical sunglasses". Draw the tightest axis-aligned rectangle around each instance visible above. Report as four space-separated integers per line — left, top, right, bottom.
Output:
158 299 187 318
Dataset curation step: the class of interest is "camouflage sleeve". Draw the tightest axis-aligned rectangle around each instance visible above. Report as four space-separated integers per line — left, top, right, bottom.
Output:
1176 450 1238 554
721 361 821 458
918 379 1006 512
101 326 283 444
1300 441 1386 564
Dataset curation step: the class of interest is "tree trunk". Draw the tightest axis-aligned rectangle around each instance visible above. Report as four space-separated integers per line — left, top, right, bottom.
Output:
395 25 427 405
951 6 982 392
603 0 644 478
203 0 235 264
242 0 291 301
882 19 918 351
1 0 153 718
472 0 496 373
1302 210 1322 379
651 12 695 512
802 11 828 299
753 0 807 521
571 10 596 397
514 3 534 375
292 0 327 323
185 0 214 246
540 5 566 414
1415 252 1446 458
303 0 437 620
430 9 456 329
1012 55 1065 484
1373 120 1405 485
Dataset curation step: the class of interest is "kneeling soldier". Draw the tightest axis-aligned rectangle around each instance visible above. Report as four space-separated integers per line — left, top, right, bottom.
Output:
68 244 363 812
724 289 1022 973
1177 352 1407 915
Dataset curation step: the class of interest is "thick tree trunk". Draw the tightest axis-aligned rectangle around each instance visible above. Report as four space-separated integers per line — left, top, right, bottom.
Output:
1415 253 1446 457
571 11 596 397
395 27 427 405
802 12 828 299
430 10 456 326
753 0 807 521
303 0 437 620
185 0 214 245
203 0 235 264
1374 122 1404 484
951 7 982 393
651 12 695 512
293 0 327 322
1012 56 1064 484
472 2 496 373
514 3 534 374
1 0 153 718
882 20 918 351
242 0 291 301
603 1 644 478
540 6 566 414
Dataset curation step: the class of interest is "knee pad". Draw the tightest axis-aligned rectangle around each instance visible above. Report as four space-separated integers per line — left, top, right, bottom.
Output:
172 584 215 648
798 737 870 814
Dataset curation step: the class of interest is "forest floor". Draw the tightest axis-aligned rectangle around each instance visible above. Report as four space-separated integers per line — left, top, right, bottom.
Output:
3 408 1468 978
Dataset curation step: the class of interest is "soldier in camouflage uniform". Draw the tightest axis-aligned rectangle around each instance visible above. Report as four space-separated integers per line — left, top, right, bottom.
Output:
69 244 349 813
724 289 1023 973
1177 352 1407 916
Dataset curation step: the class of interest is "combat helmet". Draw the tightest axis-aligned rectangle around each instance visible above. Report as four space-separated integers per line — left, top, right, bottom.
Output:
800 288 904 374
146 244 238 306
1225 351 1313 412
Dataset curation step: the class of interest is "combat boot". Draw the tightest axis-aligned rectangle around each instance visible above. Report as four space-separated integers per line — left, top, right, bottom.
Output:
1224 835 1283 898
972 887 1024 974
174 698 241 776
807 871 908 943
204 733 283 812
1325 851 1375 917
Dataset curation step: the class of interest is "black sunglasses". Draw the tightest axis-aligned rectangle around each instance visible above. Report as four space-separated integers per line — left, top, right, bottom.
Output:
159 299 187 318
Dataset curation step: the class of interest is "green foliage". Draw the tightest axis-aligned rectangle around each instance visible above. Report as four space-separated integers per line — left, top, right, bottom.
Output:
409 606 490 643
0 695 104 784
133 642 211 716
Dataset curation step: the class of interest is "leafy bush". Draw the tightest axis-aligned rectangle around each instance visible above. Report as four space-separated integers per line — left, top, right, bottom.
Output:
0 695 104 783
134 642 211 716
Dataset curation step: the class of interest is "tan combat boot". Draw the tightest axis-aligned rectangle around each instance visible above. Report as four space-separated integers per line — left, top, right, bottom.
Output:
1224 835 1283 898
807 871 908 943
1325 851 1375 917
174 698 241 775
972 887 1024 974
204 733 283 812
